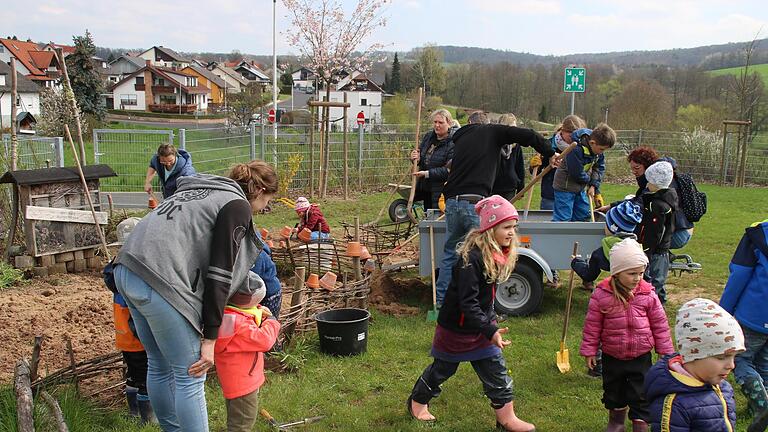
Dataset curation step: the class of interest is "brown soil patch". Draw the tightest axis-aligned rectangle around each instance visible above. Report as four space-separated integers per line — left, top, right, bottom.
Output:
368 270 429 316
0 273 117 386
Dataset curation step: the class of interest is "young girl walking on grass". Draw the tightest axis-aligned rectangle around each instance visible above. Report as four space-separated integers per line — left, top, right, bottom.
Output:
407 195 535 432
580 238 674 432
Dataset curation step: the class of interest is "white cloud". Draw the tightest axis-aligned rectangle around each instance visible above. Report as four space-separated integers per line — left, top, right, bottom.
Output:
38 5 67 15
476 0 561 15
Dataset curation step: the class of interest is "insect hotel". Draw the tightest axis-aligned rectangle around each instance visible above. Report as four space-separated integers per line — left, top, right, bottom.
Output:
1 165 116 276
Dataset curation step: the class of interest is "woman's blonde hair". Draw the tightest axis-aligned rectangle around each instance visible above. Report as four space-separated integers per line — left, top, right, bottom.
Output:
457 228 518 283
228 160 278 200
498 113 517 127
610 276 635 308
430 109 453 125
556 114 586 134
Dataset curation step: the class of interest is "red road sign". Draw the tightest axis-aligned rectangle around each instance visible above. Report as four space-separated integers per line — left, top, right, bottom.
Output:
268 109 276 123
356 111 365 125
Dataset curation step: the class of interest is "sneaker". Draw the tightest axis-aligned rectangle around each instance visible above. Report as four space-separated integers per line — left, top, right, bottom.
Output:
580 281 595 291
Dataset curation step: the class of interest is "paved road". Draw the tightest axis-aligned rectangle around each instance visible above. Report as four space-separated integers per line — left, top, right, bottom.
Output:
107 117 227 129
276 90 313 111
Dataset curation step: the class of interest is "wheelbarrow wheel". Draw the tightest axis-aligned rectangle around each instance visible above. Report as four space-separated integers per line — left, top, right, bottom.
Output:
388 198 410 223
494 260 543 317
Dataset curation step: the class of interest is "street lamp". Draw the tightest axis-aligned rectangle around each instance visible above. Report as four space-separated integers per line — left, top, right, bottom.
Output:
272 0 278 142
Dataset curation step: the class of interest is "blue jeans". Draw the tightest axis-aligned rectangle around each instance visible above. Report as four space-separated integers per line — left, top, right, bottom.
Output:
115 265 209 432
310 231 330 241
553 190 591 221
734 325 768 386
670 229 693 250
435 198 480 305
645 252 670 304
540 197 554 211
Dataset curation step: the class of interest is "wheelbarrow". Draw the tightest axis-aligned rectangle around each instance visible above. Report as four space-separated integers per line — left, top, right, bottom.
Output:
669 253 702 277
386 183 425 223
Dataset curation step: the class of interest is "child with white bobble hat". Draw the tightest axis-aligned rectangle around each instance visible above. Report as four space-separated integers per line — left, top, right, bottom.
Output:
637 160 679 304
644 298 745 432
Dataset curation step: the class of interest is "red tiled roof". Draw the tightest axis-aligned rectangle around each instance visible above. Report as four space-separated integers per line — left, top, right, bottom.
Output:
28 50 55 70
0 38 59 81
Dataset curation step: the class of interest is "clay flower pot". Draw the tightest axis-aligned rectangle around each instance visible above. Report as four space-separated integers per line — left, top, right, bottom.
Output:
279 226 292 239
306 273 320 289
148 196 158 209
360 246 372 261
345 241 362 257
266 240 274 248
319 271 337 290
298 228 313 243
260 228 269 239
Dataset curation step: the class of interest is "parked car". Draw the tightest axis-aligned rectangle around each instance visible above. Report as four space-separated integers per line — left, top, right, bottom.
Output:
305 86 315 94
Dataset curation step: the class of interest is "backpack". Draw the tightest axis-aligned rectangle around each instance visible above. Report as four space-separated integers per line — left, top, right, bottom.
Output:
675 172 707 222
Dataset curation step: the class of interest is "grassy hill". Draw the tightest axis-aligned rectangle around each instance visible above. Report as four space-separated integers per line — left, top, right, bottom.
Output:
707 63 768 87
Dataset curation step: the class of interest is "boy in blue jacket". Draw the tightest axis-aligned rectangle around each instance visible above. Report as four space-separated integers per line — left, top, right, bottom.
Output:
720 219 768 432
252 232 283 350
552 124 615 222
645 298 745 432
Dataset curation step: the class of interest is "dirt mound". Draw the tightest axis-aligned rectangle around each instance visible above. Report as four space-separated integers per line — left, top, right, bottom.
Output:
0 273 115 384
368 270 429 316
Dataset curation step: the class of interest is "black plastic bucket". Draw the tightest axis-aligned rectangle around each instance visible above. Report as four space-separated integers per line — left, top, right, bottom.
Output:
314 308 370 356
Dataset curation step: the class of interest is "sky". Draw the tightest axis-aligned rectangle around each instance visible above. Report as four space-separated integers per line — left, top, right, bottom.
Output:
1 0 767 56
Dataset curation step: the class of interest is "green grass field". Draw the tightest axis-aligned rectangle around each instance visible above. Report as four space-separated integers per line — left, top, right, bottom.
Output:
707 62 768 87
3 183 767 431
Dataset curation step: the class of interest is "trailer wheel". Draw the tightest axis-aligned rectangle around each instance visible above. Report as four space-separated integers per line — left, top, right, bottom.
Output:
388 199 410 222
495 261 543 317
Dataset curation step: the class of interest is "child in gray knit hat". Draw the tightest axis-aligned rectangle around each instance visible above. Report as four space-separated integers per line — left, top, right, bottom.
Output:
637 161 678 304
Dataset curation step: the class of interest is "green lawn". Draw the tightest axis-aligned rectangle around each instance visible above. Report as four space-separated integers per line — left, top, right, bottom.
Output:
707 62 768 87
2 183 767 431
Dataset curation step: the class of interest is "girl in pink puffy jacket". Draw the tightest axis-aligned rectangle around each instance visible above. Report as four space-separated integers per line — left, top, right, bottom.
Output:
580 238 674 432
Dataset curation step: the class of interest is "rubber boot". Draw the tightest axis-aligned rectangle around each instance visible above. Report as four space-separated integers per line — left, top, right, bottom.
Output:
632 419 649 432
124 386 139 417
494 402 536 432
137 395 157 425
605 408 627 432
740 377 768 432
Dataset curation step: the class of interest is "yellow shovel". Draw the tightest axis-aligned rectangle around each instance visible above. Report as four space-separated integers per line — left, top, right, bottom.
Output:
556 242 579 374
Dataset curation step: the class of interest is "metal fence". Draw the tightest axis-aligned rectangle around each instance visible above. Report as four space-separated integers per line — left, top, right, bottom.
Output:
86 125 768 193
1 135 64 171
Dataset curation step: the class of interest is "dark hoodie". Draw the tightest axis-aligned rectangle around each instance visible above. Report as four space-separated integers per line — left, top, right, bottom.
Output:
442 124 553 199
720 220 768 335
637 188 678 256
644 355 737 432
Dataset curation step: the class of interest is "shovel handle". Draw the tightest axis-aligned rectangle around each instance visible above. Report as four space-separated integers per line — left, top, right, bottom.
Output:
560 242 579 343
509 142 577 205
523 165 539 220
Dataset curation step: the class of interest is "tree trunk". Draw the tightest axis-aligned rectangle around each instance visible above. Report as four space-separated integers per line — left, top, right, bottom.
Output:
14 359 34 432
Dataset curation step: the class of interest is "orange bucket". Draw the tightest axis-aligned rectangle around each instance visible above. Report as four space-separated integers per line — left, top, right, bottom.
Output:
260 228 269 239
306 273 320 289
345 241 362 257
279 226 292 239
360 246 372 261
298 228 313 243
319 271 337 290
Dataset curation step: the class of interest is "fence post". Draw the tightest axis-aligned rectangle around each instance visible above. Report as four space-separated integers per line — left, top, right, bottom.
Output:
637 129 643 147
93 129 100 164
358 125 363 189
54 137 64 167
260 116 265 160
179 128 186 151
250 123 256 160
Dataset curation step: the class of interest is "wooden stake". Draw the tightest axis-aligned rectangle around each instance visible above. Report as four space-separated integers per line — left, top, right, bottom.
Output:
40 391 69 432
66 337 79 394
406 88 424 224
283 267 306 346
343 92 349 200
352 216 362 280
55 48 87 165
107 194 114 219
309 106 315 199
30 335 43 383
509 143 576 205
14 359 34 432
64 124 111 261
10 58 18 171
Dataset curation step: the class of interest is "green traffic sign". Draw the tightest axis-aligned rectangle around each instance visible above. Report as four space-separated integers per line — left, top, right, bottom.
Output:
564 67 586 93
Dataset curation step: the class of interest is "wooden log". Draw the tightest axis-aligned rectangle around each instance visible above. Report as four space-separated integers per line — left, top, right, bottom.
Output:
14 359 34 432
25 206 109 225
283 267 306 347
40 391 69 432
30 336 43 383
66 337 79 393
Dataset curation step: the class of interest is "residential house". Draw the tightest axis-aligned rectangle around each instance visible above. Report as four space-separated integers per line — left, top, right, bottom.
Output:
291 66 316 89
208 63 249 94
103 54 145 84
137 46 191 69
0 61 40 131
39 42 76 57
109 61 209 113
327 72 385 129
181 65 227 105
0 38 61 88
231 60 270 84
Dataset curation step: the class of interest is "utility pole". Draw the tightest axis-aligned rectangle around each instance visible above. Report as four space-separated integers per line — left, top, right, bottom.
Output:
272 0 278 143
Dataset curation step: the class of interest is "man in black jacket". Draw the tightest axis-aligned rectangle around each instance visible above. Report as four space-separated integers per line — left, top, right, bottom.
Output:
434 111 558 306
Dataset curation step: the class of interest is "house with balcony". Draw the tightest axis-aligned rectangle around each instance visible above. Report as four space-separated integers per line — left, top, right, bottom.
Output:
181 65 227 105
326 72 385 129
109 61 209 113
230 60 270 84
0 61 40 130
207 63 250 94
137 46 191 69
0 37 61 88
103 54 145 84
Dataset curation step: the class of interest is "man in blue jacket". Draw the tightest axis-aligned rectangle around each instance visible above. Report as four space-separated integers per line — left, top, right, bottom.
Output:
144 143 196 198
720 219 768 432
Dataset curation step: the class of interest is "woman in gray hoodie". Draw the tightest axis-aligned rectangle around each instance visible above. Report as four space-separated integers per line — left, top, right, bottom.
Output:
114 160 278 432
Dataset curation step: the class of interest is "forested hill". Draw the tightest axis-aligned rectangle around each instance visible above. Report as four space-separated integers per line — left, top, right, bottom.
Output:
410 39 768 69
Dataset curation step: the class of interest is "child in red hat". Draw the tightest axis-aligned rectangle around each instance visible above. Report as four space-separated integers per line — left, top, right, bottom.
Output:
407 195 535 432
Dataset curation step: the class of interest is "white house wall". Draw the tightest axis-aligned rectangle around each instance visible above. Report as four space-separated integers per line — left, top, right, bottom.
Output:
112 79 145 110
0 92 40 127
328 90 383 129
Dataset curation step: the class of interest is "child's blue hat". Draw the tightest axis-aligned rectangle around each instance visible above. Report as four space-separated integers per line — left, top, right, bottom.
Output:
605 201 643 234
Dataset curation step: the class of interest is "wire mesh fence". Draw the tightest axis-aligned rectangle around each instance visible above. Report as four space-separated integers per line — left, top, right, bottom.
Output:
79 125 768 194
1 135 63 171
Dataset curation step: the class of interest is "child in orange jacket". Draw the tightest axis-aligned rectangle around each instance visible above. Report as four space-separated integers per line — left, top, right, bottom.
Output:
215 271 281 432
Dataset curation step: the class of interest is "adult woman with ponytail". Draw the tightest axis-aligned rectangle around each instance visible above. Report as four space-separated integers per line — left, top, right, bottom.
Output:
112 160 278 432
